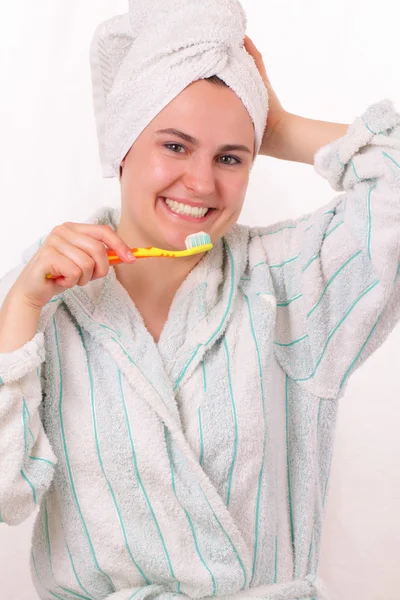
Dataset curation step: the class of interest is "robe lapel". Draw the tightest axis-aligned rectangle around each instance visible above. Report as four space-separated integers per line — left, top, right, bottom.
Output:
60 221 250 432
62 277 183 430
157 227 250 392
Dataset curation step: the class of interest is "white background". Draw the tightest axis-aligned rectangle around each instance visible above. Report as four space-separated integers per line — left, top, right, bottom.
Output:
0 1 399 599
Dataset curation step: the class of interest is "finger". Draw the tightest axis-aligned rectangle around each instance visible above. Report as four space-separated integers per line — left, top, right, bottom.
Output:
244 35 260 56
61 223 135 262
42 247 87 288
48 234 95 286
243 37 266 70
49 227 113 280
52 222 135 275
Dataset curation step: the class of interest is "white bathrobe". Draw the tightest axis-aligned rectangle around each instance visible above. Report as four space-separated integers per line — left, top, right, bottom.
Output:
1 100 399 600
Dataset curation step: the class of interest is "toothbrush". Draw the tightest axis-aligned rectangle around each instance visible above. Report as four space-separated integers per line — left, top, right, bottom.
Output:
46 232 213 279
107 231 213 264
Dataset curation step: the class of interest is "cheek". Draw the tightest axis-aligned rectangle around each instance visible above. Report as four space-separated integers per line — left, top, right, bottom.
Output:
144 152 182 194
149 164 175 192
125 150 176 195
222 175 249 213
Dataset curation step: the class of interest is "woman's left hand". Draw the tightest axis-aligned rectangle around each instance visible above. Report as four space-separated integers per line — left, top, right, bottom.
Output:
244 36 287 155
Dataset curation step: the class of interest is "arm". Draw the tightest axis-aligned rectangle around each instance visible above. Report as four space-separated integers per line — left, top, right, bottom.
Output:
245 39 400 396
0 268 57 526
260 111 350 165
253 99 400 399
0 289 43 353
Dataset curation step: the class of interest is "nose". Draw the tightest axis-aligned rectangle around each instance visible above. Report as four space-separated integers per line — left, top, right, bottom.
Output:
182 156 216 199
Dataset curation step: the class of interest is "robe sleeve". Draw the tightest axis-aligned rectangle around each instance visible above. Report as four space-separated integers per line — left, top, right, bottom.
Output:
0 265 57 526
253 99 400 399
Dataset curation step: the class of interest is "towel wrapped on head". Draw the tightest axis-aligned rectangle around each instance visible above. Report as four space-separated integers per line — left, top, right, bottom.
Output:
90 0 269 178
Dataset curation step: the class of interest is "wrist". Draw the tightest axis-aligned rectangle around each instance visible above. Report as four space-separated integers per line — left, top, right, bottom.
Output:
259 110 290 158
0 292 42 354
6 287 44 314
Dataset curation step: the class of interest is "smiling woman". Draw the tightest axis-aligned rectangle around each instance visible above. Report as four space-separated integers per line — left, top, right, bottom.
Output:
117 79 255 250
113 77 257 334
0 0 400 599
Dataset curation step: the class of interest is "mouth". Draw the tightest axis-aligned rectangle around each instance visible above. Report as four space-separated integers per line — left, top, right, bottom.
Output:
159 197 215 222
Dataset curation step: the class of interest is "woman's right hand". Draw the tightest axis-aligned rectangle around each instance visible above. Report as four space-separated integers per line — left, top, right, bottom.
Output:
10 222 136 311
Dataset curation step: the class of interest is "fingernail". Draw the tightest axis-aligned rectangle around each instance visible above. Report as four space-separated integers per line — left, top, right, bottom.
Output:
126 251 136 261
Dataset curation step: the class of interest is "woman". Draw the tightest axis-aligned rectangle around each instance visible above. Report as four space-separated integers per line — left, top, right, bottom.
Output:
0 1 399 599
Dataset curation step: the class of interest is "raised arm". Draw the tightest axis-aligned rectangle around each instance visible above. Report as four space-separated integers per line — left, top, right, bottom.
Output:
252 99 400 399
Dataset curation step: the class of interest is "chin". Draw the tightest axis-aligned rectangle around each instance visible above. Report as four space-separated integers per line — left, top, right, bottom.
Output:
159 230 191 251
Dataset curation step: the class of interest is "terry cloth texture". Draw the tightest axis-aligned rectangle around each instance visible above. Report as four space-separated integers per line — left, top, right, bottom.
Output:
1 100 400 600
89 0 268 178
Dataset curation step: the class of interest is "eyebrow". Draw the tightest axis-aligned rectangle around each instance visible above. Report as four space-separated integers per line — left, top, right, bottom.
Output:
155 128 252 155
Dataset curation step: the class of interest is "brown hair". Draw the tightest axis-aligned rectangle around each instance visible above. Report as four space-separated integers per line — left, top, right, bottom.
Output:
204 75 228 87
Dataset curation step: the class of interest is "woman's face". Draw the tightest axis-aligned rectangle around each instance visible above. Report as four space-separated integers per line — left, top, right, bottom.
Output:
119 79 255 250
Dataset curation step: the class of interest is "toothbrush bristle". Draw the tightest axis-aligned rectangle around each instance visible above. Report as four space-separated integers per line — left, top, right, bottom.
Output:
185 232 212 249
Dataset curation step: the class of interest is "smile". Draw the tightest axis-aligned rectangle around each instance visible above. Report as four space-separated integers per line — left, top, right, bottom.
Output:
161 197 212 220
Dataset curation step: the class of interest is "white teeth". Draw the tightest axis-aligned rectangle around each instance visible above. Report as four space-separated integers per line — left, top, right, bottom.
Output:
164 198 209 218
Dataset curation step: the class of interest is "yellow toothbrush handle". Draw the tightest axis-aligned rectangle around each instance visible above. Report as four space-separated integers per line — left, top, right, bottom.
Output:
46 244 213 278
107 244 213 263
106 247 180 263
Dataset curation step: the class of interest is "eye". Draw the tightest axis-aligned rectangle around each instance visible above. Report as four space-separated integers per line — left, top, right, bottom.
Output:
219 155 241 166
165 143 186 153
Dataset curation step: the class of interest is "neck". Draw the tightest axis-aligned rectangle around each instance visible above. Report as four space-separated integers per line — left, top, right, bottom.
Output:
114 252 203 306
113 211 206 342
114 212 204 305
114 253 203 343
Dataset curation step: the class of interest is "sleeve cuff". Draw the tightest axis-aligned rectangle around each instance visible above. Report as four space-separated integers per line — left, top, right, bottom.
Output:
314 99 400 191
0 332 45 385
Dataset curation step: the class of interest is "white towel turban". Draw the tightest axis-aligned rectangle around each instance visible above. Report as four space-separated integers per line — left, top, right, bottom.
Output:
90 0 269 178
